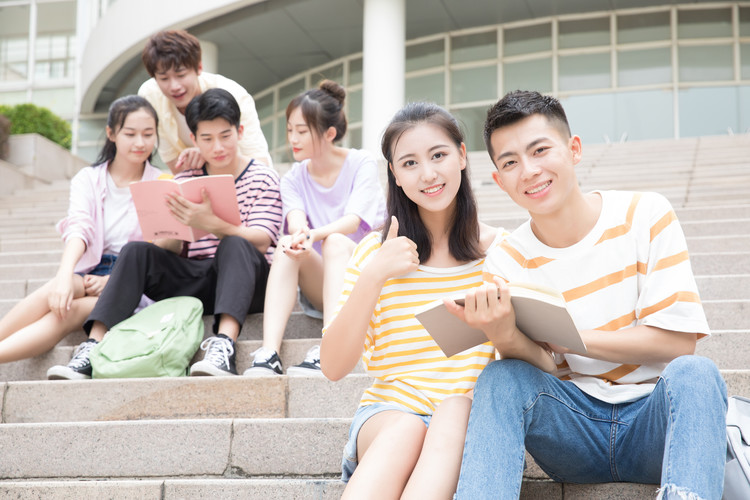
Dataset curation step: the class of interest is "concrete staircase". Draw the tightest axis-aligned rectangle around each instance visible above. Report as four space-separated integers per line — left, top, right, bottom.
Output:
0 133 748 499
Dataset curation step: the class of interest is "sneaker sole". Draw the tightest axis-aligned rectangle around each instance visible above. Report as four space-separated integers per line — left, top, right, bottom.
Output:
286 367 325 377
189 361 237 377
243 367 282 377
46 366 91 381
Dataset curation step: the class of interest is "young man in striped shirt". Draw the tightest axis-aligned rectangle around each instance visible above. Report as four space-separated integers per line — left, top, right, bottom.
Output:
50 88 281 379
454 91 727 499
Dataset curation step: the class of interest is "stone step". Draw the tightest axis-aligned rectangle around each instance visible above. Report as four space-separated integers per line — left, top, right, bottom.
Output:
1 371 369 423
0 237 61 252
0 478 662 500
0 250 61 265
0 335 332 382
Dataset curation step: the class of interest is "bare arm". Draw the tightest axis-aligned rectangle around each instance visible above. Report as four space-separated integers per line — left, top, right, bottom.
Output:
48 237 87 319
321 217 419 381
553 326 697 365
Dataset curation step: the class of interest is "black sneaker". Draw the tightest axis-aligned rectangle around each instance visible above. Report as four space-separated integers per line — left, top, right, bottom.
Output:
189 334 237 376
243 347 283 376
286 345 323 376
47 338 98 380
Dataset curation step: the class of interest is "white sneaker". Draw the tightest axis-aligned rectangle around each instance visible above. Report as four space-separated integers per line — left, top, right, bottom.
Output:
243 347 283 376
286 345 323 376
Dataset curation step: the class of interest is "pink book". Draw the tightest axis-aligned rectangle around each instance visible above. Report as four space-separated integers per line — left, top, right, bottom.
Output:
129 174 241 242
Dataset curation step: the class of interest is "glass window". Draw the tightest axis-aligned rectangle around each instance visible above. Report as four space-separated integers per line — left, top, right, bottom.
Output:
407 39 444 72
503 57 552 94
503 23 551 57
349 58 363 86
35 1 75 81
741 7 750 37
450 31 496 64
77 118 107 142
0 4 30 82
679 86 739 137
740 86 750 134
0 91 27 106
449 106 487 152
450 65 496 104
678 9 732 39
260 121 274 151
75 146 102 164
254 93 274 121
617 11 670 44
33 88 74 117
560 93 616 144
348 126 362 150
406 72 445 105
559 53 611 91
275 114 287 151
742 44 750 80
559 17 610 50
679 45 733 82
278 79 306 110
312 63 343 85
618 48 671 87
613 89 674 141
348 88 362 123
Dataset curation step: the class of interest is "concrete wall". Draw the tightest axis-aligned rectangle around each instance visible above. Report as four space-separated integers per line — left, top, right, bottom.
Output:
5 134 88 191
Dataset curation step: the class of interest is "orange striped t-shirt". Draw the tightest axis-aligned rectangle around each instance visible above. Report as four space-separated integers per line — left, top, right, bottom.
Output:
485 190 709 404
332 231 499 415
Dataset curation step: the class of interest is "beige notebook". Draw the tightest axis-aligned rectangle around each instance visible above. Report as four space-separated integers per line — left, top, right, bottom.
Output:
414 282 586 358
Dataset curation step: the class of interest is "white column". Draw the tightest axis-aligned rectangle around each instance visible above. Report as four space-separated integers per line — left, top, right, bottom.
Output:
199 40 218 74
361 0 405 158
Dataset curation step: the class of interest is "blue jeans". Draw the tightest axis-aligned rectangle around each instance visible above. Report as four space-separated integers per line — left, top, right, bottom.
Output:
456 356 727 500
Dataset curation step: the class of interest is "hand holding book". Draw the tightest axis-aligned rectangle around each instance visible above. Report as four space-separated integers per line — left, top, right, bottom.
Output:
415 277 586 358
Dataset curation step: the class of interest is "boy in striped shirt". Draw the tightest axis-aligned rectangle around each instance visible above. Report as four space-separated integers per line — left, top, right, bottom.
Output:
54 88 281 379
455 91 727 499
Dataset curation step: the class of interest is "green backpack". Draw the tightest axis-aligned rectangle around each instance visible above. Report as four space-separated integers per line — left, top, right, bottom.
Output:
90 296 204 378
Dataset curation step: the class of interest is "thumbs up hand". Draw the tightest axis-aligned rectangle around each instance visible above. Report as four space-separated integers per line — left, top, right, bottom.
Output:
371 216 419 281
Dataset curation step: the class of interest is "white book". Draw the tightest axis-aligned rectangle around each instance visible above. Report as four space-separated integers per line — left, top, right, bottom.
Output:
414 282 586 358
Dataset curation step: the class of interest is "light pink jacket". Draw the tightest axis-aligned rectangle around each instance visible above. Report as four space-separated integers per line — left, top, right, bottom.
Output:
56 161 163 274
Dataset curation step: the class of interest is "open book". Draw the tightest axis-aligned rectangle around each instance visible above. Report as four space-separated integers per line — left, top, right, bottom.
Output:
414 282 586 358
129 174 241 242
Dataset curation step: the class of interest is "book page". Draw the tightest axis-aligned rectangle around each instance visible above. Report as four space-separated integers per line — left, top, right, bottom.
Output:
129 179 195 241
129 174 240 242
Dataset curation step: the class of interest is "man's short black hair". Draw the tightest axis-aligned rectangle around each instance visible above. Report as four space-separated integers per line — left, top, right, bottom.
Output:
484 90 571 158
185 88 241 134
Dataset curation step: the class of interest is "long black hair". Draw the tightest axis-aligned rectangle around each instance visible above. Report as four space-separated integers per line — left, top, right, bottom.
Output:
380 102 482 263
94 95 158 166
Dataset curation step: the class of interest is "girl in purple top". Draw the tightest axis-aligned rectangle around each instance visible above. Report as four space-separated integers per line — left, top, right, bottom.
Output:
0 96 162 365
246 80 386 376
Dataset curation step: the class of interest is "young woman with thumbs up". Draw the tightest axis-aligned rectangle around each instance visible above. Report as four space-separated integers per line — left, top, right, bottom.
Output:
320 102 503 500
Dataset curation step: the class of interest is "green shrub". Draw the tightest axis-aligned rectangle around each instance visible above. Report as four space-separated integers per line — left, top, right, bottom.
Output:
0 103 72 150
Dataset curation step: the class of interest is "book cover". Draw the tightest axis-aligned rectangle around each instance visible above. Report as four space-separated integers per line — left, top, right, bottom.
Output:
414 282 586 358
129 174 241 242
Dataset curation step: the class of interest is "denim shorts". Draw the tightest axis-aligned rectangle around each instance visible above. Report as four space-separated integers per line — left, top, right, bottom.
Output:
76 254 117 277
298 289 323 320
341 403 431 483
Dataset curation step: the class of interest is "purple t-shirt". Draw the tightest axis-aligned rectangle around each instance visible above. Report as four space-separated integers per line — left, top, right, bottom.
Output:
280 149 386 254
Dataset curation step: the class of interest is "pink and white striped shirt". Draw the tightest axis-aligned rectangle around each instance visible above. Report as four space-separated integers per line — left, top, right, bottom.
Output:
176 160 282 263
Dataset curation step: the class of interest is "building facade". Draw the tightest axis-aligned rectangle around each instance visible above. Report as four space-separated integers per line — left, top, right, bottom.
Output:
1 0 749 165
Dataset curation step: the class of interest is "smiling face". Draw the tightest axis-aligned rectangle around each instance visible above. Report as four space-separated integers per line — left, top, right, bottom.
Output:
107 108 157 167
489 114 582 217
191 117 243 171
155 63 202 114
389 122 467 218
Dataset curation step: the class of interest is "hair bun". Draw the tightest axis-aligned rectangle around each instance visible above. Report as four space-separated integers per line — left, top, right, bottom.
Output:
319 79 346 105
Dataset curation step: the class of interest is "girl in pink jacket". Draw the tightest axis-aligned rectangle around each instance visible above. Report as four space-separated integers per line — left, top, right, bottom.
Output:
0 95 162 363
